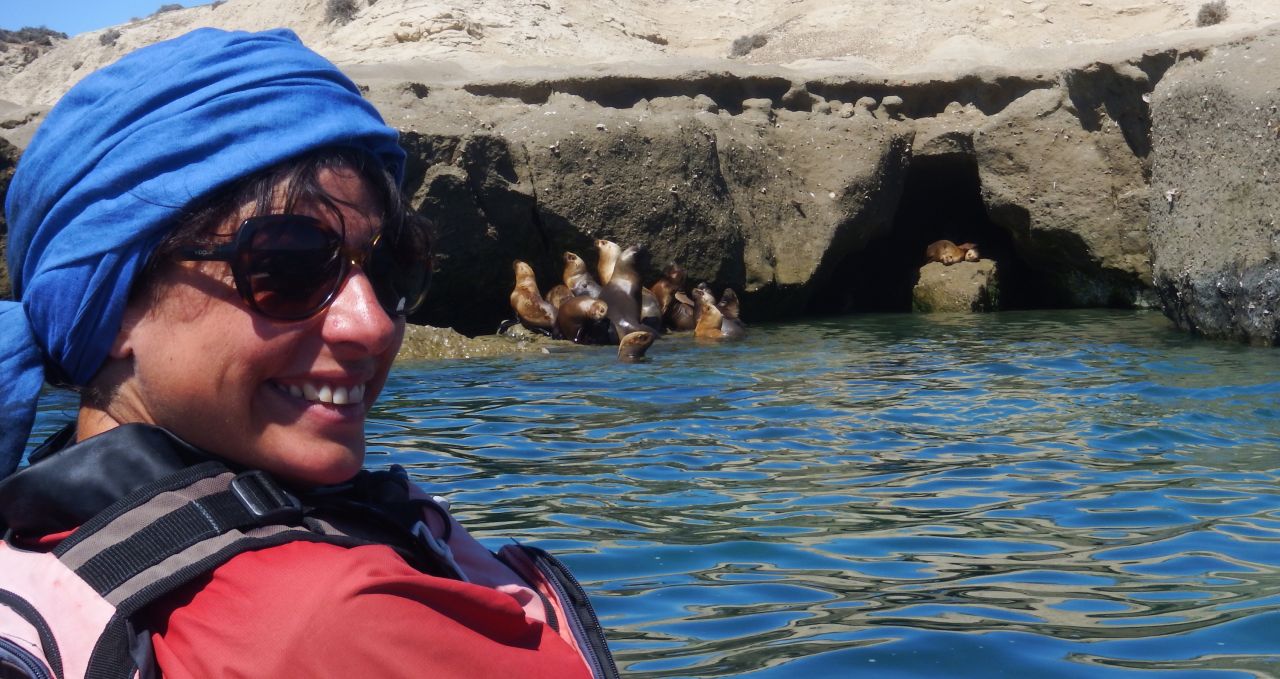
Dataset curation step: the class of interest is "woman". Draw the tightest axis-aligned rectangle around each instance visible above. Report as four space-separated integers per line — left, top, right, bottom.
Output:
0 28 616 678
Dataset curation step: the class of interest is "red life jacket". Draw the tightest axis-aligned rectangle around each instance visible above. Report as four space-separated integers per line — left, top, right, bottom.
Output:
0 424 617 679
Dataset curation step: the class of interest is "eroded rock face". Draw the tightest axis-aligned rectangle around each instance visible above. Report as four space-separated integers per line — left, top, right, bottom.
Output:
365 56 1182 333
912 259 999 312
379 81 913 332
1149 34 1280 345
973 63 1157 308
6 32 1274 341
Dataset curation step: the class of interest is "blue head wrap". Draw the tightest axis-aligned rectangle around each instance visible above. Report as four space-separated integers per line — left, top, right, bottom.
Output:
0 28 406 476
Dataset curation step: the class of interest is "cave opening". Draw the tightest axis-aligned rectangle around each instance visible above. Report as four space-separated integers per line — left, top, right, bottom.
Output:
808 152 1040 315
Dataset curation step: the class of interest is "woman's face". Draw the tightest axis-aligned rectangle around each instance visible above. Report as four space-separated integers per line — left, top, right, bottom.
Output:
103 167 404 486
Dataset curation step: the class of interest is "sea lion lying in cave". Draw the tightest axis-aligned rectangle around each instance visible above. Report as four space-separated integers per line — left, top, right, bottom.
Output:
925 240 979 265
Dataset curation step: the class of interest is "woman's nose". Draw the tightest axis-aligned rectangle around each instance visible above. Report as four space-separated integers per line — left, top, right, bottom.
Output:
322 267 398 355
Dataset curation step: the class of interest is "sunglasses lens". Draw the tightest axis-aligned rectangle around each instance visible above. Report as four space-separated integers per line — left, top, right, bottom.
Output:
369 216 431 317
241 216 343 319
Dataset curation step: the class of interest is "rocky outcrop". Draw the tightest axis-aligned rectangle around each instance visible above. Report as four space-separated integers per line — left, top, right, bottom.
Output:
368 54 1173 331
0 136 19 300
913 260 999 312
1149 33 1280 346
399 322 564 359
379 77 915 331
5 18 1280 344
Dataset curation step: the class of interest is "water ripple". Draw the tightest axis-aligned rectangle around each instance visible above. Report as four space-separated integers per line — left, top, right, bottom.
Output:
28 310 1278 677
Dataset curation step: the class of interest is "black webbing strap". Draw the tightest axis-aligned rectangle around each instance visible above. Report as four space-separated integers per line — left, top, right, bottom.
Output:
74 481 299 595
48 464 319 679
53 462 242 560
62 464 458 679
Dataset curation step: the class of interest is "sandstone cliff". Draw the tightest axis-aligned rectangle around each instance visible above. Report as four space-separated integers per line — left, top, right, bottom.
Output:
2 0 1278 342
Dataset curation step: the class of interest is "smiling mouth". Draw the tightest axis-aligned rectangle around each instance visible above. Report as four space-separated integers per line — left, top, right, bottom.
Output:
274 381 367 406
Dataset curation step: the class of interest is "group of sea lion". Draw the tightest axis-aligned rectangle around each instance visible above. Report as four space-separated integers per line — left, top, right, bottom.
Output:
507 239 746 362
924 240 980 265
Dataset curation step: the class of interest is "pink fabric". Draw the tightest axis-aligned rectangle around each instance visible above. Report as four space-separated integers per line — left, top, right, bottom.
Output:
0 544 119 679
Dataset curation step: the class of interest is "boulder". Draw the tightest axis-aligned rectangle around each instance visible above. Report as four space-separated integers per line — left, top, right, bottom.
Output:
913 259 999 312
1149 33 1280 345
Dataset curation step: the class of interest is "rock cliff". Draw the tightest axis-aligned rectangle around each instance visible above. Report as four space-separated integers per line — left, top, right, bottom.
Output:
2 0 1278 342
1149 33 1280 345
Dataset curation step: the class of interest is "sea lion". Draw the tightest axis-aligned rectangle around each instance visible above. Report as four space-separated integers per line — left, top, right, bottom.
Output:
595 238 621 285
691 284 728 339
666 291 697 331
555 295 610 345
640 287 663 332
691 283 744 340
617 330 656 363
563 251 602 298
545 283 574 310
957 242 980 262
649 263 687 314
717 287 741 320
715 287 745 339
924 239 966 265
598 245 646 341
509 260 556 334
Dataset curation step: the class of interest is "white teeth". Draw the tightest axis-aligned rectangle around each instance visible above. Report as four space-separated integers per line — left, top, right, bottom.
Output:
284 381 366 406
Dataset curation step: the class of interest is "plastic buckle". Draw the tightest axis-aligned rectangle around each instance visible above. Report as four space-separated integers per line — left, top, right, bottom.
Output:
411 520 468 583
230 470 303 524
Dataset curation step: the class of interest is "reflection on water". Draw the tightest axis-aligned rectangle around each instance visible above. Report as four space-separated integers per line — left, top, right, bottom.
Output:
32 310 1280 677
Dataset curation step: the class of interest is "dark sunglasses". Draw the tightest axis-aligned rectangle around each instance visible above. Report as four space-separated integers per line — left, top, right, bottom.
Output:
177 214 431 321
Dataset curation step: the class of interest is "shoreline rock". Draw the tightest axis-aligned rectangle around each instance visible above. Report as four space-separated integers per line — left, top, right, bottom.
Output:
913 260 1000 313
1149 33 1280 345
2 4 1279 344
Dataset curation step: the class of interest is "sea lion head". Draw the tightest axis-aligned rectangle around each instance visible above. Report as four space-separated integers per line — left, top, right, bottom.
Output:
618 244 642 267
717 287 740 318
663 263 686 287
564 251 588 271
691 282 717 310
595 239 620 258
513 259 535 281
595 239 621 283
586 298 608 321
617 329 656 363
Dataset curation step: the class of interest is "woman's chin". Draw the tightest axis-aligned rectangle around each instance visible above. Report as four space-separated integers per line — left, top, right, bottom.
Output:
273 449 365 487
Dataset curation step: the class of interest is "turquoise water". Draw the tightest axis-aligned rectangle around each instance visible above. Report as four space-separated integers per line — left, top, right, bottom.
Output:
31 310 1280 676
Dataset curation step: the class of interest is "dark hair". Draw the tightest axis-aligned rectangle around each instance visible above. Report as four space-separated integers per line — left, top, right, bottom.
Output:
135 145 412 298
